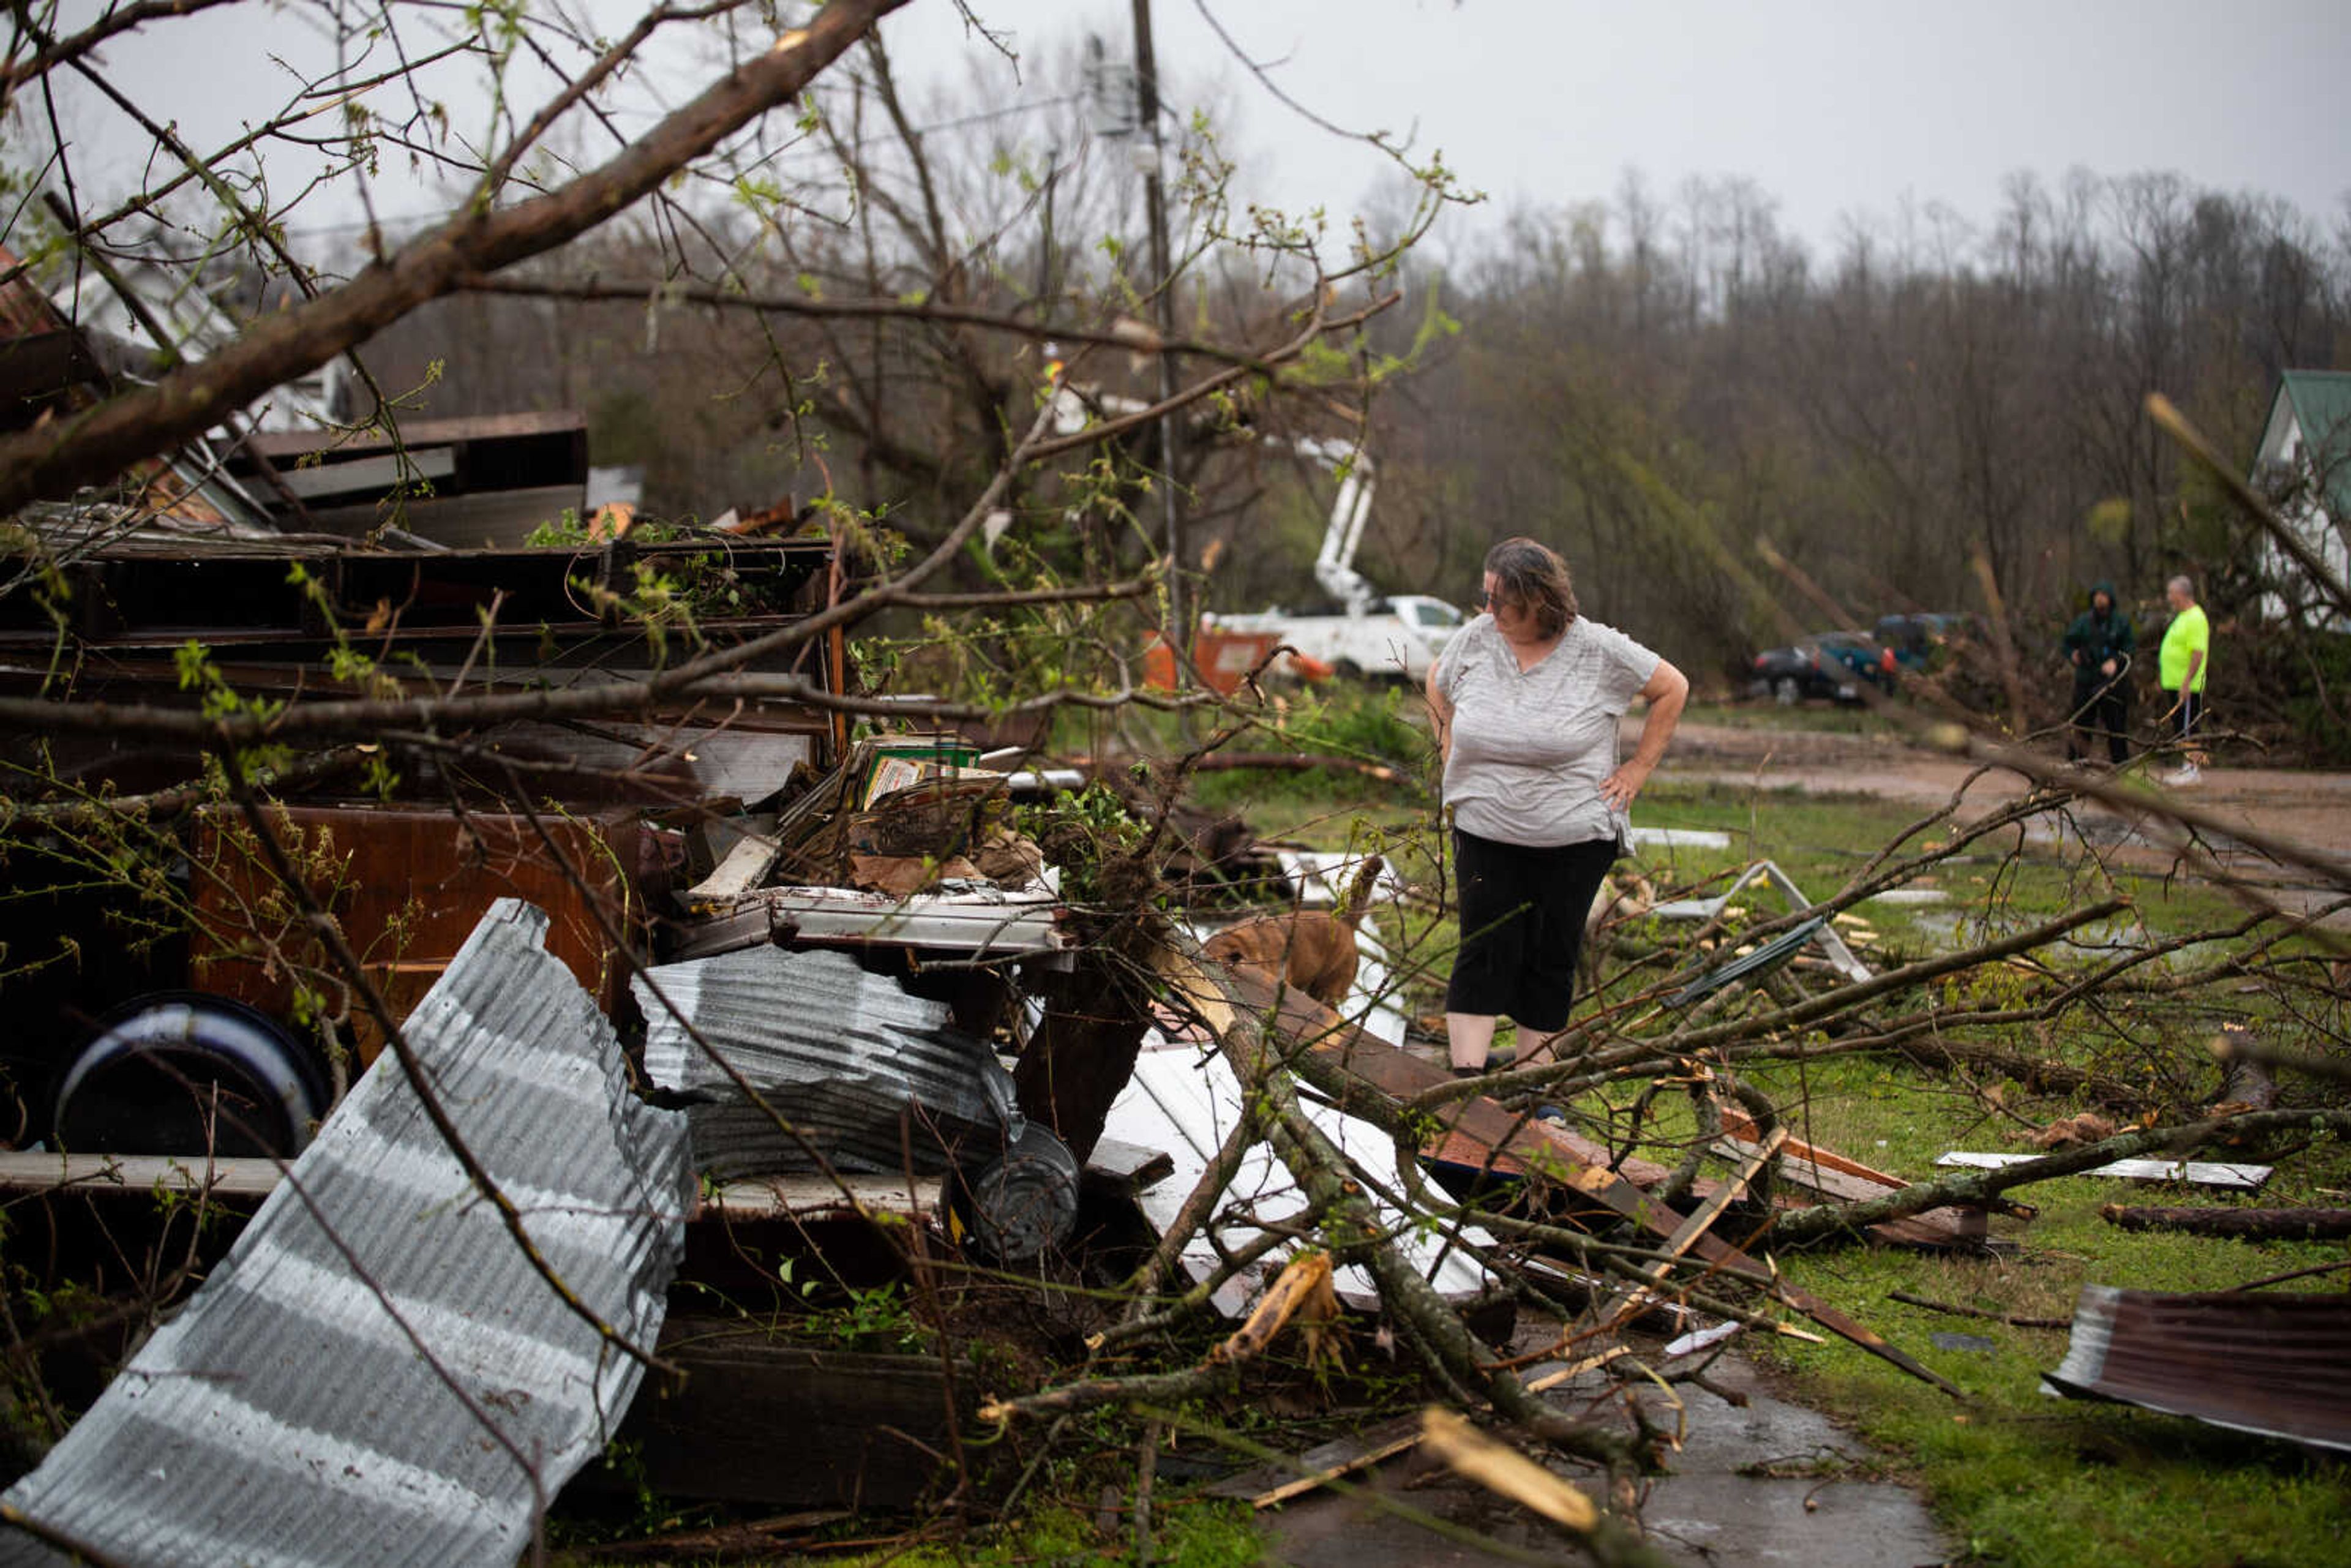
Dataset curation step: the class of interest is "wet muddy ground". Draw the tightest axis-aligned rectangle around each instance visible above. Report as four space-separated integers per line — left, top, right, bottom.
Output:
1655 719 2351 924
1261 1337 1952 1568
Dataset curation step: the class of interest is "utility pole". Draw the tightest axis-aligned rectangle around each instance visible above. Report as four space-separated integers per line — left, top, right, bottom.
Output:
1130 0 1184 662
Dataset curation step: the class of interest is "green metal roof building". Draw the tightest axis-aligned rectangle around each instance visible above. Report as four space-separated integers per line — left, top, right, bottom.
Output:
2253 370 2351 629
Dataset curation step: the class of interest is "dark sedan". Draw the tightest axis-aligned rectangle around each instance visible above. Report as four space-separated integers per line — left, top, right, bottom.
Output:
1749 631 1892 704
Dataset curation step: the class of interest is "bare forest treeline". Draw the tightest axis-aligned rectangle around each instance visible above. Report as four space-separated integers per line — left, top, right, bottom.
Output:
353 162 2351 710
1368 170 2351 690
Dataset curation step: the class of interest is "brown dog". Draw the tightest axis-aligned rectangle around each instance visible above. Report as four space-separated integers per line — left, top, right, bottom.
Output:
1204 856 1384 1007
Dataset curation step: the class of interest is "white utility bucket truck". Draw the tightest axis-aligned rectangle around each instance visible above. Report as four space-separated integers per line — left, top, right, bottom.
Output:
1200 439 1464 682
1039 365 1461 682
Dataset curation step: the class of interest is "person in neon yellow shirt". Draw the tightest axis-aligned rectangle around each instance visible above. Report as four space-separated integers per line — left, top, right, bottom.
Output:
2158 575 2210 784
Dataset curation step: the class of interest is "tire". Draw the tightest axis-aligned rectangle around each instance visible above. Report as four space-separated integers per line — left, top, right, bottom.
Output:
53 992 331 1157
1334 659 1366 681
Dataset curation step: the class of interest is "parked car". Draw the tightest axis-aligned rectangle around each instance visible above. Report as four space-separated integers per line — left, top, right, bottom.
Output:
1872 611 1979 670
1749 630 1892 704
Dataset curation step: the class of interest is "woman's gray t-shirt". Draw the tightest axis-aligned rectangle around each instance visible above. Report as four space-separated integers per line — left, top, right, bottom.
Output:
1434 614 1661 849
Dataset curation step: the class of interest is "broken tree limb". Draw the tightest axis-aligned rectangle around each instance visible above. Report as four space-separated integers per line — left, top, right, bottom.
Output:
1420 1408 1601 1536
1715 1104 2019 1236
2213 1031 2351 1087
2098 1204 2351 1241
0 2 909 516
979 1365 1237 1426
1527 898 2135 1099
1210 964 1960 1396
2150 392 2351 621
1100 1230 1295 1349
1660 899 2131 1057
1771 1108 2351 1244
1209 1251 1340 1367
2215 1024 2279 1111
1152 940 1674 1559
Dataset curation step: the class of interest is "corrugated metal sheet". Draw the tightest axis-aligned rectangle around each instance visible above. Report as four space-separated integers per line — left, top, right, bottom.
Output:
636 944 1021 1178
0 899 691 1568
728 884 1071 956
2040 1285 2351 1452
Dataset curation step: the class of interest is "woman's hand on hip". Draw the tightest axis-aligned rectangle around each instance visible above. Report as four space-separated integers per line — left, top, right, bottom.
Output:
1600 758 1652 809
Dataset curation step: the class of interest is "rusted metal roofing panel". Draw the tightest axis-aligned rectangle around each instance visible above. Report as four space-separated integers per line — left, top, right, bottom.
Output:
2041 1285 2351 1452
0 899 691 1567
636 943 1022 1178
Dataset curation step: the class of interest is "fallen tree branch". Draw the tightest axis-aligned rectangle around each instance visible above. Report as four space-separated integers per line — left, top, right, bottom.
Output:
1487 899 2132 1103
1119 940 1682 1551
2098 1204 2351 1241
0 1 907 515
1771 1108 2351 1243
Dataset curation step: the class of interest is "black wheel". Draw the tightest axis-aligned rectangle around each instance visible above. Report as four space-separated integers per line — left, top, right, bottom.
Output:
1334 659 1367 681
53 992 331 1157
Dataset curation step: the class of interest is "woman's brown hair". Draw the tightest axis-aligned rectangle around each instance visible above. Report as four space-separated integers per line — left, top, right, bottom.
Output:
1483 536 1579 639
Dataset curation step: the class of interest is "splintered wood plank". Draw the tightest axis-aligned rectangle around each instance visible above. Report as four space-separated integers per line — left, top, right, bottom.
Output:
1592 1125 1789 1329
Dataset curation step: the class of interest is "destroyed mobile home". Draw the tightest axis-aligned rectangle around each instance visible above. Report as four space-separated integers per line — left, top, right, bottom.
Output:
1 525 2347 1561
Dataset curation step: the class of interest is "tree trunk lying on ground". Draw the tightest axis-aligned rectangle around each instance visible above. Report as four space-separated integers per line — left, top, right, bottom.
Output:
985 931 1676 1568
2099 1204 2351 1240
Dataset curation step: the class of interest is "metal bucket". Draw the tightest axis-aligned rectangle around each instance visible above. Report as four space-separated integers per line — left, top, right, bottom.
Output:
951 1122 1080 1264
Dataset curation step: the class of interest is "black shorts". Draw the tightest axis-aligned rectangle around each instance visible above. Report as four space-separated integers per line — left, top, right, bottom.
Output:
1445 828 1619 1032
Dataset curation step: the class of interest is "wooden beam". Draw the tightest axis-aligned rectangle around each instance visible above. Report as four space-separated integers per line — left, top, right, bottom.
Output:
1591 1125 1787 1330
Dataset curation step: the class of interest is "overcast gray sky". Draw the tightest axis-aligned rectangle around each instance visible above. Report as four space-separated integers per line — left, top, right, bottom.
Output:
887 0 2351 255
32 0 2351 260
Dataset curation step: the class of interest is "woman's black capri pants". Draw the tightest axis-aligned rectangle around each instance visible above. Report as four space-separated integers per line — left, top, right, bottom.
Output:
1445 827 1619 1033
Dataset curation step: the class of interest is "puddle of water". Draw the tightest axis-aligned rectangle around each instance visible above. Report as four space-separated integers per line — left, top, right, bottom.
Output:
1261 1352 1952 1568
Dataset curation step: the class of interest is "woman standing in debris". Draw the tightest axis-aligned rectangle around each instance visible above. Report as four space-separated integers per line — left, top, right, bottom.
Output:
1425 537 1689 1076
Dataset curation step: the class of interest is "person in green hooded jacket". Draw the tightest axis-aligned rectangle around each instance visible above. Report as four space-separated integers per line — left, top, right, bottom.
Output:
2060 581 2134 765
